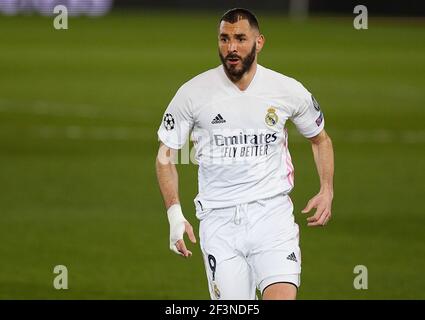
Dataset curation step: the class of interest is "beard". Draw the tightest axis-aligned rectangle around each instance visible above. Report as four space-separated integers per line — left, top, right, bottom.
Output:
219 43 257 82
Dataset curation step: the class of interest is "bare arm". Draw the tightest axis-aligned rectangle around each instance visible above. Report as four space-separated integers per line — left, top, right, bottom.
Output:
155 143 180 210
301 129 334 226
156 142 196 256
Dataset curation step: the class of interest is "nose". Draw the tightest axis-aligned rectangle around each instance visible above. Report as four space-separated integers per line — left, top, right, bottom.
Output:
228 40 238 53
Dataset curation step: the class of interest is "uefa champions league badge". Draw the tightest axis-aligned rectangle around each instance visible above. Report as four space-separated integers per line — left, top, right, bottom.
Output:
265 107 278 127
212 282 221 299
163 113 175 131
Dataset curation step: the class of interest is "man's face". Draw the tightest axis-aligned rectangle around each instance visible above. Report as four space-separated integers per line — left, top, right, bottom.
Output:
218 19 263 81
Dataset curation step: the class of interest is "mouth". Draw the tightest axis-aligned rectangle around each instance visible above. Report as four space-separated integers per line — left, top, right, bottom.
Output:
226 57 240 65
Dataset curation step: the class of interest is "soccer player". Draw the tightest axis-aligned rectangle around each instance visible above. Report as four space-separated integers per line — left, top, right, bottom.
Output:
155 8 334 300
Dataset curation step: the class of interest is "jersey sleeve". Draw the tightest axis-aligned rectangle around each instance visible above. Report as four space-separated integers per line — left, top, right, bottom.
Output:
157 86 194 150
290 90 325 138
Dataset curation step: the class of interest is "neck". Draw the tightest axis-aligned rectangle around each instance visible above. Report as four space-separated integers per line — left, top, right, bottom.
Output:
227 61 258 91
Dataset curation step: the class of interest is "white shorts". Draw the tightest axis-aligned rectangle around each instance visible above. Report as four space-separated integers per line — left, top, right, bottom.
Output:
196 193 301 300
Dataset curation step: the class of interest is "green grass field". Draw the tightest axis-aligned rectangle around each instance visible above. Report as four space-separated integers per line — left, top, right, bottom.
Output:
0 11 424 299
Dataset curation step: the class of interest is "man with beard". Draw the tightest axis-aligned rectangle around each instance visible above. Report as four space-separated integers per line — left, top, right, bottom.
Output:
156 8 334 300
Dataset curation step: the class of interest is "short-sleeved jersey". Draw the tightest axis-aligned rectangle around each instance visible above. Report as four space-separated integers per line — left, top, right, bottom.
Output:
158 64 324 211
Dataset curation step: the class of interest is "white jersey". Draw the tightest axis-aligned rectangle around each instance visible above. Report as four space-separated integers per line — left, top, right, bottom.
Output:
158 64 324 212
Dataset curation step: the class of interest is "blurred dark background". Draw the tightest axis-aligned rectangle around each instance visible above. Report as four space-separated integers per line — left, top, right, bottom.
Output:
2 0 425 16
113 0 425 16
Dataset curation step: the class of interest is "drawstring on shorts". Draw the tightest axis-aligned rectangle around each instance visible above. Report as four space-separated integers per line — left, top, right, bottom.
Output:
234 203 248 225
234 205 241 225
233 197 271 225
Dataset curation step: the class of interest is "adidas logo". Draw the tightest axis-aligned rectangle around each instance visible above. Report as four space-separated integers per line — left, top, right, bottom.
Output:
211 114 226 124
286 252 297 262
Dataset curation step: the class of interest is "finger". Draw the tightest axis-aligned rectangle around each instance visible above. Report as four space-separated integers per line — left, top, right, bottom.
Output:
323 215 331 225
307 209 327 226
185 222 197 244
316 210 329 225
176 239 192 258
302 199 316 213
308 215 327 227
307 215 317 222
176 239 188 255
324 212 332 225
170 244 183 255
306 205 325 222
308 211 330 227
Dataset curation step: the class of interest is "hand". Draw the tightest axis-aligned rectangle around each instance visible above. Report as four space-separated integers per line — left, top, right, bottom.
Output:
167 204 197 258
301 191 333 227
173 221 197 258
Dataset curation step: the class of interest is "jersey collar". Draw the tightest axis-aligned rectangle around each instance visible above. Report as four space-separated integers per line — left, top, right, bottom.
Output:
219 63 261 94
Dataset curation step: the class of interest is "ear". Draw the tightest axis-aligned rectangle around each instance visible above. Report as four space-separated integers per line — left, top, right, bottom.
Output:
256 34 265 53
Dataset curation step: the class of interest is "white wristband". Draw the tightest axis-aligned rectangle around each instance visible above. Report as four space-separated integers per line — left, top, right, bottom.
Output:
167 204 187 255
167 204 186 225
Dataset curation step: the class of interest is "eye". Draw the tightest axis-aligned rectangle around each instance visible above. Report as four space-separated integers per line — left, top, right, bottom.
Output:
220 38 228 43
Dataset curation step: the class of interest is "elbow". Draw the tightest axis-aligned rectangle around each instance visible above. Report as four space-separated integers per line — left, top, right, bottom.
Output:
156 143 177 170
324 133 332 146
310 129 332 145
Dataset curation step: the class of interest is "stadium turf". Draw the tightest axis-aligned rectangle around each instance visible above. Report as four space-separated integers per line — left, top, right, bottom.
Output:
0 11 424 299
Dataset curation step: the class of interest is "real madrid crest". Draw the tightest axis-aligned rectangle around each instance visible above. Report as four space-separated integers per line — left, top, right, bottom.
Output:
265 107 278 126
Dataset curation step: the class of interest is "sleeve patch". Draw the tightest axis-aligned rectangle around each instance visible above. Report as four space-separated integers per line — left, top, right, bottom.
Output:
163 113 175 131
315 112 323 126
311 94 321 111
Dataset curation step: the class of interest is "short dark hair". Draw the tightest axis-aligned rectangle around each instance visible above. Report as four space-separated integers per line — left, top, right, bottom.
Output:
219 8 260 32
